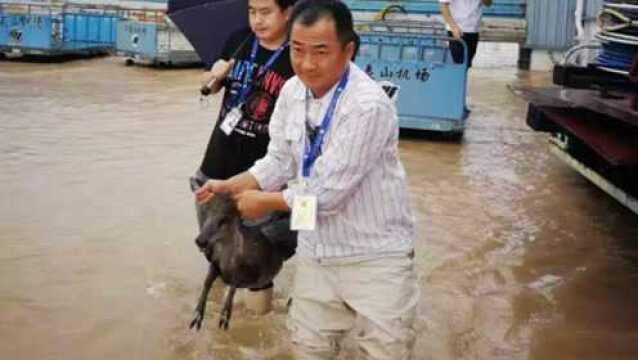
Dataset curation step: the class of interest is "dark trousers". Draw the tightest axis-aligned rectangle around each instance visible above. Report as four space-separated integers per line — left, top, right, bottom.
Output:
448 32 480 68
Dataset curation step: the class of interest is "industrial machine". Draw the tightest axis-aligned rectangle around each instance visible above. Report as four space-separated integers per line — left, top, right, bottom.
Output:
524 0 638 214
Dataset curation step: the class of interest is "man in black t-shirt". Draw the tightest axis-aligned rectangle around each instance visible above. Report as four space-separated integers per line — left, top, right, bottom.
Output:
192 0 297 313
197 0 296 182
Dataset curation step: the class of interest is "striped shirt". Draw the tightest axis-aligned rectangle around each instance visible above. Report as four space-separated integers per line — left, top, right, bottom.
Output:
250 63 415 259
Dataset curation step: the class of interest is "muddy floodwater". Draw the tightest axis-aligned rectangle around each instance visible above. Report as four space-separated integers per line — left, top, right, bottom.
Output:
1 52 638 360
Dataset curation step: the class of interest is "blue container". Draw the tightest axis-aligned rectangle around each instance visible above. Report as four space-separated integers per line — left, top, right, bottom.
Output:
116 16 158 58
115 7 200 66
0 2 119 56
63 11 118 50
355 22 468 133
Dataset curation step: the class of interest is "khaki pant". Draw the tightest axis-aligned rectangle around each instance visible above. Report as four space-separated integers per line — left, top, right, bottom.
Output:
288 254 419 359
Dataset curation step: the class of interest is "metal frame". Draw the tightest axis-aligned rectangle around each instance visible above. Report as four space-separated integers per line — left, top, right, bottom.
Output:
549 138 638 215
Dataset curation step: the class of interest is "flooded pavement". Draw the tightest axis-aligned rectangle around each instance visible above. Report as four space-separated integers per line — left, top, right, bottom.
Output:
1 54 638 360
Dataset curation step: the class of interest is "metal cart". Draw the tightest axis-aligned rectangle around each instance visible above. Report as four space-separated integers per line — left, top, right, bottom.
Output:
115 6 200 66
0 1 119 57
355 20 469 135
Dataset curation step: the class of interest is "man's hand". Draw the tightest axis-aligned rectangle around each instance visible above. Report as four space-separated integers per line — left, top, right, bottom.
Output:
201 59 235 89
440 2 463 39
234 190 271 220
233 190 289 220
450 24 463 39
195 179 233 204
194 172 261 204
482 0 493 7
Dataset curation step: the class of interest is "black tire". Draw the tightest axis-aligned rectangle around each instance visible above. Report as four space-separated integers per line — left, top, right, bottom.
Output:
445 130 465 141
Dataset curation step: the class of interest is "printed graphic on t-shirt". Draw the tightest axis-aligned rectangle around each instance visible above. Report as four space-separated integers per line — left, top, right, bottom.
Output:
247 90 273 122
220 59 287 137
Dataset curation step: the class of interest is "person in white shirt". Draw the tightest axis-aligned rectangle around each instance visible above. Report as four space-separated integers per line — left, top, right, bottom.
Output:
195 0 419 358
440 0 492 68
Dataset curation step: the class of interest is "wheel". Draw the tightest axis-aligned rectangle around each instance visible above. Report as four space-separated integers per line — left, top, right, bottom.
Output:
445 130 465 141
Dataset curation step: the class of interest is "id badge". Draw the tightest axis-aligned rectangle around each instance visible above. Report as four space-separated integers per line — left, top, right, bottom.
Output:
291 195 317 231
220 107 242 135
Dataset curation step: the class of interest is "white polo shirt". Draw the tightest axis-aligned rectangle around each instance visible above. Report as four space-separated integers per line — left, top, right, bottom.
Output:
440 0 484 33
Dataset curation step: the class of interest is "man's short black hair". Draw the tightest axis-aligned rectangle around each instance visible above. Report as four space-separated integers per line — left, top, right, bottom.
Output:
288 0 357 47
274 0 297 10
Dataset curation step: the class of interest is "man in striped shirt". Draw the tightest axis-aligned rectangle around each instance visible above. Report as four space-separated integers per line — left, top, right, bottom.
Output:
196 0 419 358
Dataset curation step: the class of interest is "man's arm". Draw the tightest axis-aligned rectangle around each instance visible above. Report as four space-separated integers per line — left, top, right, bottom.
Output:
195 171 259 204
234 190 290 219
195 171 290 220
233 88 297 219
440 1 463 39
201 30 244 95
201 59 235 95
196 81 296 217
248 81 296 192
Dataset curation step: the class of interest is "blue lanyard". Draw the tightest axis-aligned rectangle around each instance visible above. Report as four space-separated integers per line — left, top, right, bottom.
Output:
235 38 288 107
302 68 350 178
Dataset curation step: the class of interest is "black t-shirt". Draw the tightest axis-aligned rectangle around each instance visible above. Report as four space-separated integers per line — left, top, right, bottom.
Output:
199 28 294 179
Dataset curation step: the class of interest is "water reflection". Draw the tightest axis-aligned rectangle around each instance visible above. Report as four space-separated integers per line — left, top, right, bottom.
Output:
1 54 638 360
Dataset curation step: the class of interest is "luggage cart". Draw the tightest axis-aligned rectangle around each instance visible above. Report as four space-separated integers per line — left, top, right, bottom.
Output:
115 6 200 66
355 20 469 135
0 1 119 57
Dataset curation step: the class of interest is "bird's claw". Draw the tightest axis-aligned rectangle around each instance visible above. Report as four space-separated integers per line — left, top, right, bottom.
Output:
218 310 230 330
189 311 203 330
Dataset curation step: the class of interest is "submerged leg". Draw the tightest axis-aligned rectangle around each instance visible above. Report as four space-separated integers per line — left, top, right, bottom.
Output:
189 265 218 330
219 285 237 330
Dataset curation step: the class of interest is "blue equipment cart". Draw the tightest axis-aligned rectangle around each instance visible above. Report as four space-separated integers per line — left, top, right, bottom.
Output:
0 1 119 57
116 6 200 66
355 20 469 134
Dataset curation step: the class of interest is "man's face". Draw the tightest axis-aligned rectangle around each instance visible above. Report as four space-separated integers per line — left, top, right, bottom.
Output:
290 17 354 97
248 0 290 45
